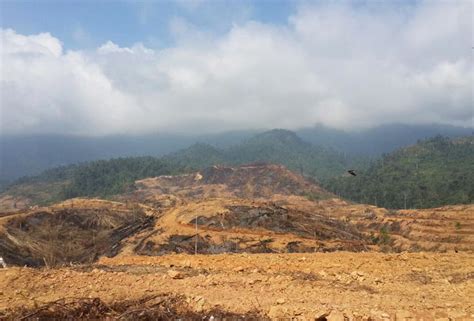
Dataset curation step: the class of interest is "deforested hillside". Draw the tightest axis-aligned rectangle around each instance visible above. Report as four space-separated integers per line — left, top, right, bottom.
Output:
129 163 333 202
2 164 473 270
324 136 474 209
0 130 348 209
0 199 156 267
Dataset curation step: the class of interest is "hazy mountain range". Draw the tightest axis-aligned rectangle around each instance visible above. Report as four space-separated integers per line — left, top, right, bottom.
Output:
1 123 471 184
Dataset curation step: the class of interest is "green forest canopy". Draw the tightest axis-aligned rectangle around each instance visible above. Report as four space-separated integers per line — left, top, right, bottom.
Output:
323 136 474 209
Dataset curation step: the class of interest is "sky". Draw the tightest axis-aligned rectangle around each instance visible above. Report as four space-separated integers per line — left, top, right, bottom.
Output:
0 0 472 136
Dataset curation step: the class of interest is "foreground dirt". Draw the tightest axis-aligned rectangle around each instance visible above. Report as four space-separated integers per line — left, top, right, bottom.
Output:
1 252 473 320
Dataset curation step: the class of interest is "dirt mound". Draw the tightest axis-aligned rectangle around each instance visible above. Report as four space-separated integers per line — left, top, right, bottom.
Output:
132 198 370 256
131 163 332 201
0 200 154 267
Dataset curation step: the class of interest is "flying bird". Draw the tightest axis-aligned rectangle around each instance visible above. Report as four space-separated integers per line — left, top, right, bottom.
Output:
347 170 357 176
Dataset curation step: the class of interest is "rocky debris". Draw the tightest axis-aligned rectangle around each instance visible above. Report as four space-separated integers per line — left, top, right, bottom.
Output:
1 295 267 320
1 252 473 320
182 260 192 268
276 298 286 305
350 271 365 281
194 296 206 312
268 305 290 319
327 310 346 321
167 269 183 279
233 266 245 272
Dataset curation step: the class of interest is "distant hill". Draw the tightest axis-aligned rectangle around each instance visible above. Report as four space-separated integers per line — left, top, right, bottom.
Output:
0 157 187 207
2 123 470 183
226 129 348 180
324 135 474 209
2 131 473 210
1 130 347 205
0 131 256 183
166 129 350 181
297 123 472 156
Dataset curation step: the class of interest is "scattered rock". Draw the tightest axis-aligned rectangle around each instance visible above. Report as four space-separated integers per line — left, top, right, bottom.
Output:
167 270 183 279
276 298 286 305
318 271 328 278
182 260 192 268
268 305 289 319
233 266 245 272
315 311 330 321
195 297 205 312
327 310 345 321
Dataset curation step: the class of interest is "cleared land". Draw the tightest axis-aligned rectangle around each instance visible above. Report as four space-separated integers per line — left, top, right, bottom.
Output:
1 164 473 319
1 252 473 319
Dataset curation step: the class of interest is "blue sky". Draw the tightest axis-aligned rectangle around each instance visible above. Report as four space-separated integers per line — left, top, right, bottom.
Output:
1 0 298 50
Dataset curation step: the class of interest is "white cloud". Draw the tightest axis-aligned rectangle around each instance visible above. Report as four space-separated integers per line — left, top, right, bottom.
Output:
1 0 472 136
1 28 62 57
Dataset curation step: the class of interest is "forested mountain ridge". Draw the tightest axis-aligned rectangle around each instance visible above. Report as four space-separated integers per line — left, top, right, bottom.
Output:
2 132 472 210
1 123 470 183
0 130 350 204
0 131 256 183
225 129 348 180
1 157 188 206
324 135 474 209
165 129 352 181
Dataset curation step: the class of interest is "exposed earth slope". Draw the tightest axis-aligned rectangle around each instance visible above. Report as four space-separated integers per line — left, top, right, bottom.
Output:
0 163 473 319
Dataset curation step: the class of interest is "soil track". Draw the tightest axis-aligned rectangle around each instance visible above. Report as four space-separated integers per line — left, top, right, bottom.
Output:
1 252 473 319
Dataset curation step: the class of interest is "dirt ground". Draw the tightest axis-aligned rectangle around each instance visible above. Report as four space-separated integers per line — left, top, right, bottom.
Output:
1 252 473 320
1 165 473 319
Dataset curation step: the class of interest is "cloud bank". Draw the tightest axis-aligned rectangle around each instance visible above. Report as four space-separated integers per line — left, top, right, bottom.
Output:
1 1 472 135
